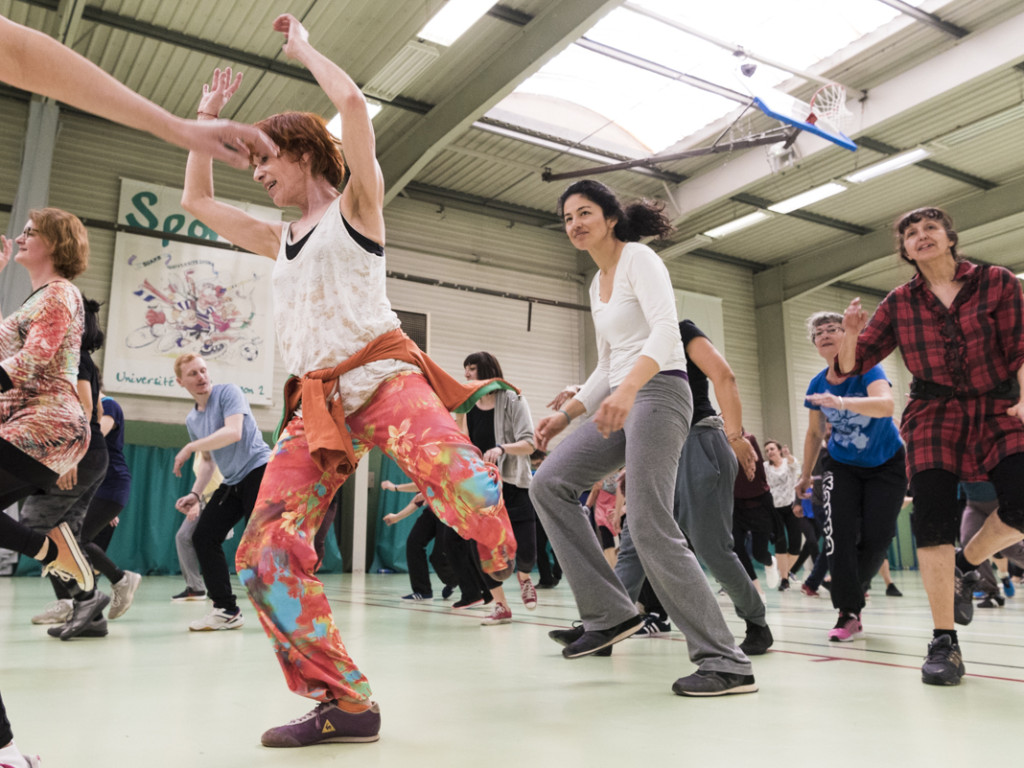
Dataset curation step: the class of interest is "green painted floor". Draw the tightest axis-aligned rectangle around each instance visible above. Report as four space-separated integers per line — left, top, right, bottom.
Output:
1 571 1020 767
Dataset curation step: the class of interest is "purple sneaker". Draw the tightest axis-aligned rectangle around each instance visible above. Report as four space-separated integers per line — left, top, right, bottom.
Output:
261 701 381 748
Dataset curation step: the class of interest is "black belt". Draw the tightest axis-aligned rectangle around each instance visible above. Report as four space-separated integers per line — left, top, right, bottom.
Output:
909 377 1019 401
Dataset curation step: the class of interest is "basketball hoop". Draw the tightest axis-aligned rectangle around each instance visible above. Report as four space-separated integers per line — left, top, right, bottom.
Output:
808 83 850 133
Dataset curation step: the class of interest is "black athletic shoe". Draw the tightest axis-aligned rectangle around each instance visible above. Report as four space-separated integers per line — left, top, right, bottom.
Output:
48 614 107 639
976 594 1005 608
562 615 643 659
549 621 612 656
739 621 774 655
921 635 964 686
953 566 980 626
885 583 903 597
672 670 758 697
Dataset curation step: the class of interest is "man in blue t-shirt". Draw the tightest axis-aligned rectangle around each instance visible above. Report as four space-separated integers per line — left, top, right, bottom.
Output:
173 353 271 632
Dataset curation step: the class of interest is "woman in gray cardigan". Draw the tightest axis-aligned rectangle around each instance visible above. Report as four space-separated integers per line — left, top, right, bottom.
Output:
461 351 539 625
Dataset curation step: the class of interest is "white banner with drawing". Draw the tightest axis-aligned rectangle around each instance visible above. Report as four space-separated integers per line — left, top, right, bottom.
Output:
104 178 279 404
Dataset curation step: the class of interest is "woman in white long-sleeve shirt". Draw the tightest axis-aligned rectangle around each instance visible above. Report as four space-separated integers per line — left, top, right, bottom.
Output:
530 179 755 697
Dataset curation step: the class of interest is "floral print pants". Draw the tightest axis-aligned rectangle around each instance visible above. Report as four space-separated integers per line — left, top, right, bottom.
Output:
236 372 514 706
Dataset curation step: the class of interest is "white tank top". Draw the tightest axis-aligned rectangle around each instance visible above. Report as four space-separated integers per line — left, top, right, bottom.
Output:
272 202 418 415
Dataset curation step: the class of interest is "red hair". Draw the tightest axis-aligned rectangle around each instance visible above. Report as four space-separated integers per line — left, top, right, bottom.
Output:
253 112 346 187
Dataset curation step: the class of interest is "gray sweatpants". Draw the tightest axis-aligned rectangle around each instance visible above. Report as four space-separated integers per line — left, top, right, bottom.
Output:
616 416 767 627
530 376 751 674
175 513 205 591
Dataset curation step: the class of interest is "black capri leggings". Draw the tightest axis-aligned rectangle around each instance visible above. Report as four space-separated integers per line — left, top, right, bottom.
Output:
910 452 1024 547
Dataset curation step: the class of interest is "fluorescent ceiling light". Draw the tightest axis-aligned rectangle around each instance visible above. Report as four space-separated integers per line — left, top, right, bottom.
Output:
418 0 496 47
702 211 772 239
768 182 847 213
327 101 382 140
844 148 931 183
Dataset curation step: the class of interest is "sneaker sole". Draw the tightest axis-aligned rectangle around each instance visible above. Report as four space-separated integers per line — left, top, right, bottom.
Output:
563 618 644 659
921 670 963 686
189 620 244 631
673 680 759 697
171 596 207 602
262 733 381 747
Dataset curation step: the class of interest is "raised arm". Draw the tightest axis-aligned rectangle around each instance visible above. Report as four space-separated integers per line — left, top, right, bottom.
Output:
0 16 275 169
181 67 284 259
273 13 385 244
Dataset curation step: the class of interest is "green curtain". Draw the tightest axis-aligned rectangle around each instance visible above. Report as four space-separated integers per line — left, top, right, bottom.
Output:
17 443 344 576
369 455 422 573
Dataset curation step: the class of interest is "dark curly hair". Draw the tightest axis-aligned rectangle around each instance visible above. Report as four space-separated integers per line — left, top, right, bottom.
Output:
557 179 674 242
894 206 959 270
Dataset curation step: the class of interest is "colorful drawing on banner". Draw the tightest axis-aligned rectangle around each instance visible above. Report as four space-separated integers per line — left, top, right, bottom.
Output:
123 261 262 364
104 178 279 404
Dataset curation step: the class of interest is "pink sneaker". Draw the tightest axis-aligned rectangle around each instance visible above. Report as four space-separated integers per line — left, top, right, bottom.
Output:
828 613 863 642
519 577 538 610
481 602 512 625
801 583 819 597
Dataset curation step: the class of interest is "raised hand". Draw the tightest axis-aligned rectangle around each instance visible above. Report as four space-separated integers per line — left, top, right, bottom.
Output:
0 235 11 273
198 67 242 119
843 297 868 336
273 13 310 59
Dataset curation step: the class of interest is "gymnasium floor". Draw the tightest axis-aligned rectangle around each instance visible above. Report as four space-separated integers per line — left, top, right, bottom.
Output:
1 570 1019 767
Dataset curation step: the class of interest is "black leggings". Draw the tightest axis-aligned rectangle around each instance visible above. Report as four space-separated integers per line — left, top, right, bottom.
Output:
773 505 804 556
733 493 775 580
910 453 1024 547
82 496 126 586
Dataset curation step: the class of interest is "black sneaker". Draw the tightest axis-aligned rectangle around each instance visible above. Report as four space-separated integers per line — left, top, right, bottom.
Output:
562 615 643 659
885 583 903 597
57 592 110 641
672 670 758 697
739 621 774 655
452 596 484 609
921 634 964 686
400 592 433 601
548 622 612 657
953 566 980 626
632 613 671 637
441 585 455 600
171 587 207 602
48 614 107 639
778 578 790 592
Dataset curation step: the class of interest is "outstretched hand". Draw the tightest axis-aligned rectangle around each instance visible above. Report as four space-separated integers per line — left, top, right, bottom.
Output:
179 120 277 169
274 13 310 59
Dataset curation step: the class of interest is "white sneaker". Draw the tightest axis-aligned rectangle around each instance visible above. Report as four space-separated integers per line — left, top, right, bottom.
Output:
189 607 245 631
31 598 73 625
109 571 142 619
763 556 780 590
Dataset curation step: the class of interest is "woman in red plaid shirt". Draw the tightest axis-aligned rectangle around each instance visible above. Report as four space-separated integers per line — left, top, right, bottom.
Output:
838 206 1024 686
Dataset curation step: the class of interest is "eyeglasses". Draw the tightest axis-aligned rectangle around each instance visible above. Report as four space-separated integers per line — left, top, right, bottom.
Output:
897 207 946 235
20 227 37 238
812 324 844 340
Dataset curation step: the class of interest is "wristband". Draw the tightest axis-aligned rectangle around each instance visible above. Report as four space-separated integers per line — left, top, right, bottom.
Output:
558 408 572 424
189 491 201 502
496 445 505 455
725 430 743 442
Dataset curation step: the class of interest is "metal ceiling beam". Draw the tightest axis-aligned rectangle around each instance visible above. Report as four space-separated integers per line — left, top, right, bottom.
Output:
855 137 998 190
873 0 970 39
669 9 1024 224
15 0 434 115
730 193 872 235
379 0 626 204
753 173 1024 305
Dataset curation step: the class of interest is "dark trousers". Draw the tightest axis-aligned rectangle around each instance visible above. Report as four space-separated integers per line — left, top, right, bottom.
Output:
439 524 487 601
406 506 458 596
733 492 775 580
193 463 266 612
823 449 907 615
0 690 11 749
791 516 821 573
82 497 126 586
